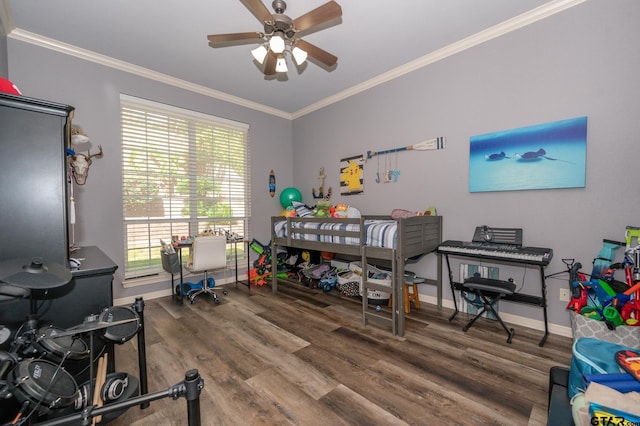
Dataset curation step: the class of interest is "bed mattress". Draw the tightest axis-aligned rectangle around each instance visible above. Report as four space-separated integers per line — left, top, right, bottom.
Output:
273 219 398 248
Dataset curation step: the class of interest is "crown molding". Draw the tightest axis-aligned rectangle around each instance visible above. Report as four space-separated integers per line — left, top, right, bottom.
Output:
6 0 585 120
292 0 587 119
0 0 14 37
7 28 293 120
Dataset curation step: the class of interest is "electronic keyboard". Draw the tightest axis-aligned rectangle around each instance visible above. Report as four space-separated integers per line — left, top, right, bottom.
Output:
437 240 553 266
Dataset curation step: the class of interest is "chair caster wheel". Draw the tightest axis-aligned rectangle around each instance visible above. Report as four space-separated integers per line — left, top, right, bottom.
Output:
214 298 221 304
223 290 228 296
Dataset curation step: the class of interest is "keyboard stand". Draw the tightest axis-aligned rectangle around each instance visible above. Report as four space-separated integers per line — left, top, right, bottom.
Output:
442 251 550 347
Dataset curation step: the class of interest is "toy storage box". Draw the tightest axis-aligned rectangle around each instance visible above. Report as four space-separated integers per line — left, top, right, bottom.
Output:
570 311 640 347
349 261 391 304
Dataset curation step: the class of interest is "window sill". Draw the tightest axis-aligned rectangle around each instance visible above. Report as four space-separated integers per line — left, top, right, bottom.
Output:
122 272 171 289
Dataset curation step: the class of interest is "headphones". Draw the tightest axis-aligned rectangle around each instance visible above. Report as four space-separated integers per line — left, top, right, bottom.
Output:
482 225 493 242
102 372 129 402
74 372 130 410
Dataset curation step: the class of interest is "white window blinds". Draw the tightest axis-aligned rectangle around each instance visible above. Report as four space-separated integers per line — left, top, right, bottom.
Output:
121 95 251 279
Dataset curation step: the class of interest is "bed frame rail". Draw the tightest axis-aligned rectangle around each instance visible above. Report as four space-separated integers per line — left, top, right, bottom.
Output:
270 215 443 336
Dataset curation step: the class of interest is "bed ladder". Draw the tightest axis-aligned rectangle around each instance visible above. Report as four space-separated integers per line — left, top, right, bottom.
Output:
361 247 404 336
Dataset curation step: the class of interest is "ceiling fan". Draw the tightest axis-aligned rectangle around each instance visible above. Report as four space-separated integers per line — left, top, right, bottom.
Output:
207 0 342 75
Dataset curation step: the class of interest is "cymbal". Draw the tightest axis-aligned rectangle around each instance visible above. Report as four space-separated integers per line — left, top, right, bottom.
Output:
50 317 139 338
0 257 72 290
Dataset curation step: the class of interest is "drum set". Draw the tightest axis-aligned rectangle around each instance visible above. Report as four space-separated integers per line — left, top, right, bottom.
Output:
0 257 141 425
0 304 142 425
1 257 204 426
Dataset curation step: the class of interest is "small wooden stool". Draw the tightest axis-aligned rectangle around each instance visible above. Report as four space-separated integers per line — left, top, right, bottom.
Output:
389 277 424 314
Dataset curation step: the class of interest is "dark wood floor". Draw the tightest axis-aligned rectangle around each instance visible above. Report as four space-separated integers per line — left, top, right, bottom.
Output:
108 281 572 426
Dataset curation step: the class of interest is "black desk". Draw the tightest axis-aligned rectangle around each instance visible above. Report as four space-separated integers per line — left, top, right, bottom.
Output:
0 246 117 333
0 246 118 383
437 241 552 346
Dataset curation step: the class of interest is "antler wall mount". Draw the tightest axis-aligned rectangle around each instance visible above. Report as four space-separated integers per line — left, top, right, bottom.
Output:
207 0 342 75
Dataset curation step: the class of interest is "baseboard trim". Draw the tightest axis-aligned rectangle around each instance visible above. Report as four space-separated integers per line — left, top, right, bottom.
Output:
421 294 573 338
115 279 573 339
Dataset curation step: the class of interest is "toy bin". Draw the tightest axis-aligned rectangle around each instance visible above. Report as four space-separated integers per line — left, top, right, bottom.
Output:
570 311 640 347
349 262 391 305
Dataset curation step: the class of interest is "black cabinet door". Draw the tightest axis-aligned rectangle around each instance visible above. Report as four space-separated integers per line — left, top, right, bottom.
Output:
0 93 73 266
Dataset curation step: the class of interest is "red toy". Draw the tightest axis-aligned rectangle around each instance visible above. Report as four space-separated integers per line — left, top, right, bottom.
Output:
0 78 22 95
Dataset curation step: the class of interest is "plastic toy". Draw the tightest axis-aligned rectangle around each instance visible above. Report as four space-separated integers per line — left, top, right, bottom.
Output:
620 299 640 324
592 240 624 280
282 206 296 217
320 274 337 292
0 77 22 95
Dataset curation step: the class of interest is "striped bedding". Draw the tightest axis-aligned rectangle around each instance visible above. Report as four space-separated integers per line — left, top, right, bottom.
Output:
273 219 398 248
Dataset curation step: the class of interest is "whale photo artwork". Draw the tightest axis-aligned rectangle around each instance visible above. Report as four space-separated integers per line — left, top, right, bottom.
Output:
469 116 587 192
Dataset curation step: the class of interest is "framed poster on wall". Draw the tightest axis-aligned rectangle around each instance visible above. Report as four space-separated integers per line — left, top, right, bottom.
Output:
469 116 587 192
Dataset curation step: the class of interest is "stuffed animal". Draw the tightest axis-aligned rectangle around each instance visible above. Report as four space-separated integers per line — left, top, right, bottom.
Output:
391 207 437 219
333 203 349 218
282 206 297 217
313 200 332 218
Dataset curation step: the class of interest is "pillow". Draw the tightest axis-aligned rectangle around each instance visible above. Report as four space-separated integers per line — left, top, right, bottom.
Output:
347 207 361 218
291 201 313 217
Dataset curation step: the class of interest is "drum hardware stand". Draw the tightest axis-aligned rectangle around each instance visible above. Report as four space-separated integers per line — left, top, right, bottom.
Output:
31 369 204 426
50 297 150 414
131 297 149 409
54 313 140 418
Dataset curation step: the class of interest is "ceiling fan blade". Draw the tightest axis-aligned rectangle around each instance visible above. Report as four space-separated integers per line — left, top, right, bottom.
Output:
208 32 263 45
296 39 337 67
240 0 273 24
263 50 277 75
293 1 342 32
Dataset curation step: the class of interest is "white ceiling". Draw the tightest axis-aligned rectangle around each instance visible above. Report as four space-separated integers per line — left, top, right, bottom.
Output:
3 0 582 118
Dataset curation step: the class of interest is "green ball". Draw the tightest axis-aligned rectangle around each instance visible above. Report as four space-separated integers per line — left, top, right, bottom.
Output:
279 187 302 208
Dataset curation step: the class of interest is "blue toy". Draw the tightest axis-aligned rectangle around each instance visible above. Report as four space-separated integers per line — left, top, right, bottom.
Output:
320 274 337 292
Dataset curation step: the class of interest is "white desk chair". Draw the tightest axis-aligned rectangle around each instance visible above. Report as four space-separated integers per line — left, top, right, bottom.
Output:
185 235 227 304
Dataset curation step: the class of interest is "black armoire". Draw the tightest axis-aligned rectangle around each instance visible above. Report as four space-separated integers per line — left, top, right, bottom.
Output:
0 92 73 266
0 92 117 331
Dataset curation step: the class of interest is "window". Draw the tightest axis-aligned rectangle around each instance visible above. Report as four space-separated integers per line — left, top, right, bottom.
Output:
121 95 251 279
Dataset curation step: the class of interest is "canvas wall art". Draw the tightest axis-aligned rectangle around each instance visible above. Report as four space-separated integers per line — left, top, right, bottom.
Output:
340 154 364 195
469 116 587 192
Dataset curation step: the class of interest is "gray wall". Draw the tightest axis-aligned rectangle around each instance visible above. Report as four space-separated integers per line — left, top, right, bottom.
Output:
7 42 293 302
0 19 8 77
292 0 640 330
5 1 639 332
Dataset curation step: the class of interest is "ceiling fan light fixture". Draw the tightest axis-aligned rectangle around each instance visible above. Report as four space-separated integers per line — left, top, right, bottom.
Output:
275 56 288 73
269 32 286 54
251 45 268 64
291 46 308 65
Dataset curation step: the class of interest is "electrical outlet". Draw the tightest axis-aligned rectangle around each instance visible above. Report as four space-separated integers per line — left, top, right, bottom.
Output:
559 288 571 302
